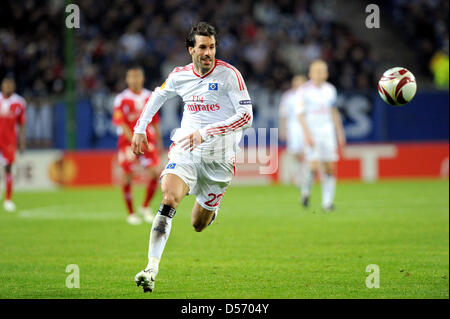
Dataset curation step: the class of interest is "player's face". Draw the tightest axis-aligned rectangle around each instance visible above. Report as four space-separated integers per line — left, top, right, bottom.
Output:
1 79 15 97
309 63 328 84
189 35 216 75
126 69 144 92
292 75 307 89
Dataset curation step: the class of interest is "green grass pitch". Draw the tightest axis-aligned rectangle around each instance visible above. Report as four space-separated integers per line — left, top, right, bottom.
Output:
0 179 448 299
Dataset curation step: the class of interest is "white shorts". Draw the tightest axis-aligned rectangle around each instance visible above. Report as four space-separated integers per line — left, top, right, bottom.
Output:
160 146 235 211
286 128 304 154
287 138 305 155
306 134 338 162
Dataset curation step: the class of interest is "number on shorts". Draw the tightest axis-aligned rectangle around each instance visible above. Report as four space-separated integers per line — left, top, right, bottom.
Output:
204 193 224 207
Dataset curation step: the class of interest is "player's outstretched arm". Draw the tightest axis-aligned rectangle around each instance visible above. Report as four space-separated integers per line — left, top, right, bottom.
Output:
154 122 163 156
294 87 314 147
298 114 314 147
278 93 289 142
19 124 26 154
279 117 287 142
134 74 177 143
196 71 253 142
332 108 346 149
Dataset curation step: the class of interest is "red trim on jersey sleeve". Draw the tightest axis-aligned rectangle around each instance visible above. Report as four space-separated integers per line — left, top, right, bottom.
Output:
151 111 161 124
206 112 252 136
169 64 193 76
216 60 246 91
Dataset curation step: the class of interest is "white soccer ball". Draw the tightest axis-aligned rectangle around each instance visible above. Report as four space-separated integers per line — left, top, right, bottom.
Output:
377 67 417 106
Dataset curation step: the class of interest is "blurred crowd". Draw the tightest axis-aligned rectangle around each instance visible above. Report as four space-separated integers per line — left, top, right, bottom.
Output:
0 1 65 98
1 0 447 99
1 0 380 99
390 0 448 80
75 0 380 93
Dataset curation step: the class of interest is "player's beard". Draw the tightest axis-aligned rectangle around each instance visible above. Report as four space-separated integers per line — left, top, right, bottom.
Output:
1 91 13 98
198 56 214 75
131 86 142 93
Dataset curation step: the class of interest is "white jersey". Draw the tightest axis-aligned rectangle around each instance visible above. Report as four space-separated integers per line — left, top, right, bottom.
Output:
295 80 337 137
135 59 253 161
279 88 304 153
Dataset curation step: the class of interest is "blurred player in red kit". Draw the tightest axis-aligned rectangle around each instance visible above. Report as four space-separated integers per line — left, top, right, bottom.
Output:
113 66 162 225
0 77 26 212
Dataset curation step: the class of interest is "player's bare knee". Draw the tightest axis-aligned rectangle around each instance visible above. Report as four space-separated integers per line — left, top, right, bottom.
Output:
325 169 334 176
191 214 203 232
161 191 180 208
123 173 133 185
191 208 213 232
192 222 206 232
160 185 181 207
192 224 203 233
309 162 319 173
147 167 159 180
324 163 335 176
310 167 319 177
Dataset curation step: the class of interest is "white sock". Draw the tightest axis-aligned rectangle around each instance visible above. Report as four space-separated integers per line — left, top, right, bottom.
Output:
298 161 308 190
295 159 304 188
146 213 172 270
321 174 336 207
146 257 160 273
301 168 314 198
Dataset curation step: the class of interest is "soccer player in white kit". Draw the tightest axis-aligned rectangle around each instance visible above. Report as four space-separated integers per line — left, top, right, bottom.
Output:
296 60 346 212
279 74 308 189
132 22 253 292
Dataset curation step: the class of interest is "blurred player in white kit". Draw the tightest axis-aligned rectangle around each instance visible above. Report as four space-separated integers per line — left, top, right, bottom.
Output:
131 22 253 292
278 74 308 191
296 60 346 211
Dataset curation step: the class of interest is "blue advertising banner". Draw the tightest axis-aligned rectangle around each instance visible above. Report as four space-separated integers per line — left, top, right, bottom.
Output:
373 90 449 141
50 90 448 150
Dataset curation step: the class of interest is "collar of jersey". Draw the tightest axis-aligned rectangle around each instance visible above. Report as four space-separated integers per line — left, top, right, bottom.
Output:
128 88 143 95
192 59 217 79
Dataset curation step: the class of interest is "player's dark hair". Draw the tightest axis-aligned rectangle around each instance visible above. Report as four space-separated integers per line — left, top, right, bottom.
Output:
185 22 219 49
127 65 144 74
1 75 16 84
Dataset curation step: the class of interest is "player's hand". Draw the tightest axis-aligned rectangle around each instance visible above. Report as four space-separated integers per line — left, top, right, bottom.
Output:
131 133 149 155
157 143 164 157
279 130 286 143
305 134 314 147
338 133 346 150
19 143 26 155
178 130 204 152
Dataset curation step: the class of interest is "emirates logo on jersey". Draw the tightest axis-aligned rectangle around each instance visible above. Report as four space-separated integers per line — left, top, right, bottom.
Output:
186 103 221 112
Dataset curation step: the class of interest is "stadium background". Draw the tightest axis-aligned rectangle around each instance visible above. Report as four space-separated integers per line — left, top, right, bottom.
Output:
0 0 448 301
0 0 448 187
